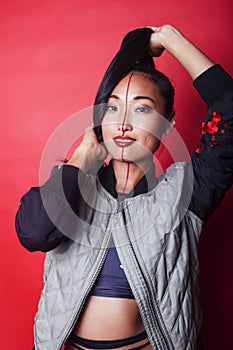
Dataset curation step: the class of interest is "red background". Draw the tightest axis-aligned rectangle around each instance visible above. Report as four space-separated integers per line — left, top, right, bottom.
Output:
0 1 232 349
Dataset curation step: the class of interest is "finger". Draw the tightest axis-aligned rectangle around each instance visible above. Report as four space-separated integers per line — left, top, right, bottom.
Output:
98 144 108 161
142 26 160 32
85 124 94 133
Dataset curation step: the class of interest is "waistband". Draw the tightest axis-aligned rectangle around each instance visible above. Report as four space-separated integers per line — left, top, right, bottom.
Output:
66 330 149 349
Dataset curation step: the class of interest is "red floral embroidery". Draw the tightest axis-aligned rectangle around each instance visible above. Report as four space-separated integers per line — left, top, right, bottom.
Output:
195 145 202 153
200 111 221 135
195 111 228 153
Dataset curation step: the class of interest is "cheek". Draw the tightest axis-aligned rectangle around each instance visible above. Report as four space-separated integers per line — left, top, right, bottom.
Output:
143 133 160 151
134 114 165 137
151 137 161 153
102 124 116 147
136 120 164 143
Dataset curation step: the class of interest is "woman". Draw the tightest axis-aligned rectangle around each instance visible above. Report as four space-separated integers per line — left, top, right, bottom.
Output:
16 25 233 350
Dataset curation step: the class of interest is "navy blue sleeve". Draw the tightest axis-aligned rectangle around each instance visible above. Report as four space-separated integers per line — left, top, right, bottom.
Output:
189 65 233 221
15 165 84 252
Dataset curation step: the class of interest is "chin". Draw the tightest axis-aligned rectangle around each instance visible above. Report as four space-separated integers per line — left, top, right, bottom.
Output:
112 154 153 167
112 156 132 163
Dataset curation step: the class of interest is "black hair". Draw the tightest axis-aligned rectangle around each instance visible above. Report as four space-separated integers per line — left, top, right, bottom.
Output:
93 28 175 142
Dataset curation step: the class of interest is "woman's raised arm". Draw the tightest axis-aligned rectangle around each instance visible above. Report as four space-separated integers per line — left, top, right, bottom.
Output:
148 24 233 221
148 24 214 80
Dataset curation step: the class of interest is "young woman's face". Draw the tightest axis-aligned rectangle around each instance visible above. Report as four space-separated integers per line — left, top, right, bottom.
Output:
102 72 167 165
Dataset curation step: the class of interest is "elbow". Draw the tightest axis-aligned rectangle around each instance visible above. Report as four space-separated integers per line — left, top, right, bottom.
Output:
15 212 63 252
15 213 44 252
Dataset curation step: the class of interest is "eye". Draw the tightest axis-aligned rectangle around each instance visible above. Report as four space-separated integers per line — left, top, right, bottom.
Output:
135 106 152 113
106 104 118 112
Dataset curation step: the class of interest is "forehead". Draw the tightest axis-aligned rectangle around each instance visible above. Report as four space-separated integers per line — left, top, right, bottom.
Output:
110 72 159 97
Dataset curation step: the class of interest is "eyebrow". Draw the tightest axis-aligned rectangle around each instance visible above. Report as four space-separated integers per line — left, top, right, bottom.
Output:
109 94 157 104
133 96 157 104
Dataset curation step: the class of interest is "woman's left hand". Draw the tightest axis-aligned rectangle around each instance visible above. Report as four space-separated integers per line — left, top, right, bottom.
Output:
147 24 214 79
146 26 165 57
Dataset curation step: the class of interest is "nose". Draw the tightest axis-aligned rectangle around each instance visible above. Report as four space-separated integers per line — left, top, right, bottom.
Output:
118 108 133 133
118 121 133 133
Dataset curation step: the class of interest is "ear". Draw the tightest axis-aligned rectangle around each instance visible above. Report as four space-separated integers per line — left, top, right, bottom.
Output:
164 111 176 136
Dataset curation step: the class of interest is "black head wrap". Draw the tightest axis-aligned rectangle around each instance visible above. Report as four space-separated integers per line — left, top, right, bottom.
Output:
93 28 154 142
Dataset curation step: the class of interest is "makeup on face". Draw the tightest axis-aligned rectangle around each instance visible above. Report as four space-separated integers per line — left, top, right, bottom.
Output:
101 72 167 192
102 72 166 161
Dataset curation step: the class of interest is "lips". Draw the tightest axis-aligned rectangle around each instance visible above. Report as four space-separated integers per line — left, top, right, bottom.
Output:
113 136 136 147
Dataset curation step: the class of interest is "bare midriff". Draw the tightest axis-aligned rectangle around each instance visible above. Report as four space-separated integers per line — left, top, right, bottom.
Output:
65 296 153 350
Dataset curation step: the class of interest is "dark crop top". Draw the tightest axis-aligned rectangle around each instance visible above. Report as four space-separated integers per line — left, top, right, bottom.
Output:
90 245 135 299
90 191 137 299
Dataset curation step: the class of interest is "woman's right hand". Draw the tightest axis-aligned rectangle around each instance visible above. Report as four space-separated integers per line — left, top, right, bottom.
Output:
67 126 107 173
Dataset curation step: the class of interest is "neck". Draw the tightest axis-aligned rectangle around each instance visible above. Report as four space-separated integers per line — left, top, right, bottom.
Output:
112 158 153 193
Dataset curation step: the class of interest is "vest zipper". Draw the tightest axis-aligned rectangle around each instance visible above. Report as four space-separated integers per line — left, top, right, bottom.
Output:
120 204 174 350
58 233 113 350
